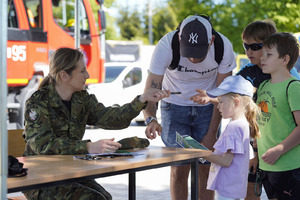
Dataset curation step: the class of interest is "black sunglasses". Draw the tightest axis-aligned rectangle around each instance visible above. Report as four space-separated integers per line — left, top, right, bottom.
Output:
243 43 263 51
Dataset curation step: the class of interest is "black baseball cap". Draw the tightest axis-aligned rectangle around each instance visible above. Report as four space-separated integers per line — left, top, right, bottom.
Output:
179 15 213 59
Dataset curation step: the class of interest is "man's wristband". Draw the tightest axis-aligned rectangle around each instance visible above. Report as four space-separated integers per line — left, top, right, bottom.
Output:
253 147 258 152
145 116 157 125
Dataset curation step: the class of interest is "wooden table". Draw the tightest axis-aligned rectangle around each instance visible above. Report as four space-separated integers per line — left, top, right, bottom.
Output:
7 147 211 200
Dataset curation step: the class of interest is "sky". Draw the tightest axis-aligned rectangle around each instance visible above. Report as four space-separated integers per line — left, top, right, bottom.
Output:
116 0 167 10
107 0 167 18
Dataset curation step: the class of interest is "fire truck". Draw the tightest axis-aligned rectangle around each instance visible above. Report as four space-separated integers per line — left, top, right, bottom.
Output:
7 0 106 128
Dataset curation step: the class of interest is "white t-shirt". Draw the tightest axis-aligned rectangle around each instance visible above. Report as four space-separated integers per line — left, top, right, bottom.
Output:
149 30 236 106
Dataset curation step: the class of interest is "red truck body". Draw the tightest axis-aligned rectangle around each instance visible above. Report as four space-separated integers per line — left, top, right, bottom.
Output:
7 0 105 128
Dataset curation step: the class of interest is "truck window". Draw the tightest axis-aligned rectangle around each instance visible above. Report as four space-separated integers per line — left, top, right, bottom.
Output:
24 0 42 28
105 65 127 83
52 0 90 34
8 0 18 28
123 67 142 88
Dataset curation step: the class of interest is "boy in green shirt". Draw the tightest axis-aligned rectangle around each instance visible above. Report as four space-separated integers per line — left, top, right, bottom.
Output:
256 32 300 199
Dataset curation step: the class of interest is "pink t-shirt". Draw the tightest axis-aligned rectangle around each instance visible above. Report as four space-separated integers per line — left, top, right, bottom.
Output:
207 118 250 199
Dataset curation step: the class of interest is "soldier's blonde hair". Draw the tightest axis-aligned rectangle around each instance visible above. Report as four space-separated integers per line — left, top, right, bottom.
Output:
38 47 84 89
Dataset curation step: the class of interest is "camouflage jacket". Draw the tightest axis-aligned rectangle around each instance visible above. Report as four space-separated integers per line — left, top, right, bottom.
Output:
23 83 147 156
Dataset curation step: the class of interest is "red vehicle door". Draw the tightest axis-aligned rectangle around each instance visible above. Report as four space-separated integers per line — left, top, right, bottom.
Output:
7 0 48 87
46 0 104 83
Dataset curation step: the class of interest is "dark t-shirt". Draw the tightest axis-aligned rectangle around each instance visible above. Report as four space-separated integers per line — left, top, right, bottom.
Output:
237 63 300 102
62 99 71 112
236 63 270 88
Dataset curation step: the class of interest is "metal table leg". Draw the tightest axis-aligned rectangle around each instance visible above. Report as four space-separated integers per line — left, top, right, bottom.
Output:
191 158 199 200
129 172 136 200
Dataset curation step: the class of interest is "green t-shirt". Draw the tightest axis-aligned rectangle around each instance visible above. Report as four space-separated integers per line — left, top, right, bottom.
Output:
256 77 300 171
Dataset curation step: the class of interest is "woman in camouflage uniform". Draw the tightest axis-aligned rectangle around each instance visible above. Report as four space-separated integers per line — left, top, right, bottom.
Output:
22 47 170 200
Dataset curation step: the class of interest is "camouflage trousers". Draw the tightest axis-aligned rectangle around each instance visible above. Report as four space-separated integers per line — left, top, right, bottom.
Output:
22 179 112 200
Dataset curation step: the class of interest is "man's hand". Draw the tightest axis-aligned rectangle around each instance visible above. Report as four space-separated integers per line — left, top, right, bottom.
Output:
200 132 217 150
142 73 164 140
145 120 162 140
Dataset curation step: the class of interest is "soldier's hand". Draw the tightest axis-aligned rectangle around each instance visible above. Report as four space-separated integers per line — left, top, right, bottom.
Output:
145 120 162 140
87 138 122 154
139 88 170 103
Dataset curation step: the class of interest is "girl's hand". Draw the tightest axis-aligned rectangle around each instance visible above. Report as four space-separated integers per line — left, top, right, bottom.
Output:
261 146 282 165
191 89 218 105
87 138 122 154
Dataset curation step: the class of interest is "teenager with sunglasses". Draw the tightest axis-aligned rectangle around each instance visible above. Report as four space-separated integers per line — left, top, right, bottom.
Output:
237 20 300 200
237 20 300 91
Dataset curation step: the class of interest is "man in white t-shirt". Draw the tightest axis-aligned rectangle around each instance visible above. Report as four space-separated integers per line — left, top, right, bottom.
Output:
143 15 236 200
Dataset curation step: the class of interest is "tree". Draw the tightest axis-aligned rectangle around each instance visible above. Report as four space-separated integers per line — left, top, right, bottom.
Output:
168 0 300 53
117 8 143 40
88 0 119 40
94 0 300 52
143 5 178 44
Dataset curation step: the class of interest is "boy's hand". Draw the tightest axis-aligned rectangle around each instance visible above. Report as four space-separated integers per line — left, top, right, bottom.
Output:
261 146 282 165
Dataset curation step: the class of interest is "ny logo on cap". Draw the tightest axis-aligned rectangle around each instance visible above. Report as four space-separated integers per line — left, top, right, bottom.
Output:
188 33 198 44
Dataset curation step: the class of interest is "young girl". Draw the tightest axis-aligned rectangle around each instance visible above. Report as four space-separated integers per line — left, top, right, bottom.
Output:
202 75 260 200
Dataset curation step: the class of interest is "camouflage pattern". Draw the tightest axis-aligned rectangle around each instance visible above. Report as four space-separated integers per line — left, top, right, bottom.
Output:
23 180 112 200
22 83 147 200
118 136 150 150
